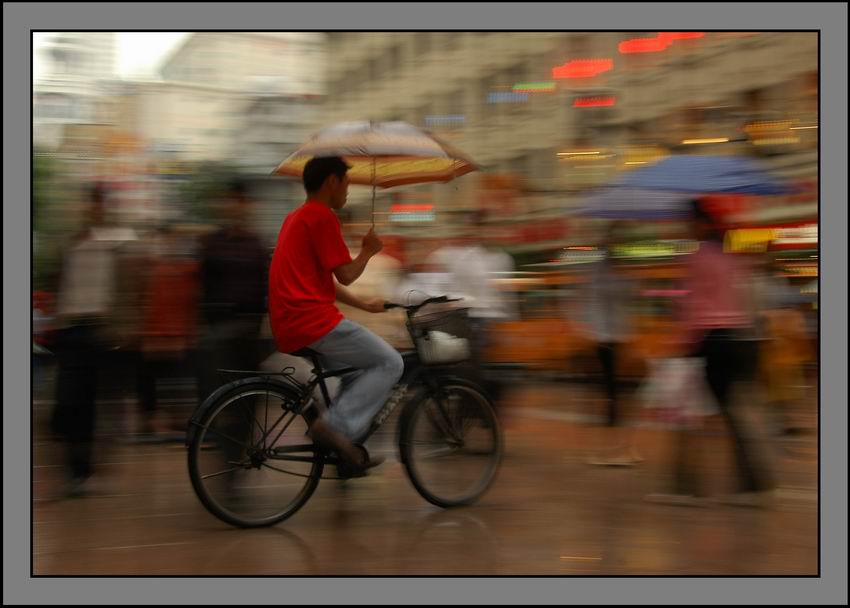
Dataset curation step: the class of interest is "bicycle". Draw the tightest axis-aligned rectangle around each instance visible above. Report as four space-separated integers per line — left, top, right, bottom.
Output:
186 296 504 528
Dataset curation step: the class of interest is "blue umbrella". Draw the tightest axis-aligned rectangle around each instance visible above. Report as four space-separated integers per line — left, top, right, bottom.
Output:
577 187 697 220
609 155 794 195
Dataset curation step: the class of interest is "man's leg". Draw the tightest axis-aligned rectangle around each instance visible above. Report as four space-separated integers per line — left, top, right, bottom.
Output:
308 320 404 443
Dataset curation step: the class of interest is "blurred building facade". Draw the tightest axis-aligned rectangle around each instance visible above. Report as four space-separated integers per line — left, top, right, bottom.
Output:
138 33 328 237
230 89 324 242
117 80 243 162
159 32 326 96
33 32 118 150
232 90 322 175
110 32 327 163
321 32 818 248
38 33 331 234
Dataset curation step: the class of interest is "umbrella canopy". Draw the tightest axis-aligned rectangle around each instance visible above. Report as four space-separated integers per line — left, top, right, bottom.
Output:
609 155 794 195
273 121 478 188
577 187 698 220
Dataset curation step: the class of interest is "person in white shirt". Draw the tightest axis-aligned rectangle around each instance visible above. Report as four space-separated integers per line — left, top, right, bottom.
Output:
425 211 518 407
581 221 643 466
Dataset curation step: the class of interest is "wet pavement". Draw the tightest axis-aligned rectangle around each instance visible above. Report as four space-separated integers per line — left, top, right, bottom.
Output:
32 374 818 576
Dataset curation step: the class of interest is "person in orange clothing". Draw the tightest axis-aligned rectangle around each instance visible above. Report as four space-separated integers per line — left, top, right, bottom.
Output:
136 225 200 439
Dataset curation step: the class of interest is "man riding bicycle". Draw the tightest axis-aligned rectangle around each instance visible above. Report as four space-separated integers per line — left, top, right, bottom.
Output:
268 156 404 473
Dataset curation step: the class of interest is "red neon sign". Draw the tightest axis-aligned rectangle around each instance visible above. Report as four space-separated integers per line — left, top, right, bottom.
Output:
391 204 434 213
658 32 705 43
573 96 616 108
619 37 670 54
552 59 614 79
620 32 705 54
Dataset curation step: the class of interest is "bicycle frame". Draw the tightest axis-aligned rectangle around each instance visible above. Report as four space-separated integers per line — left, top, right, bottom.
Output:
298 348 431 443
262 347 466 471
303 298 479 441
187 296 502 524
195 297 476 471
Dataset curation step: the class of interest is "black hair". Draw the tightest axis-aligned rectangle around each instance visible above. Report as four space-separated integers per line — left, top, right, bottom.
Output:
226 177 250 201
89 182 106 204
303 156 350 193
690 198 723 241
690 198 714 224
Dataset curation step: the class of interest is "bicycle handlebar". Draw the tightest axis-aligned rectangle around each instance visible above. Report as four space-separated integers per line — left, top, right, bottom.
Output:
384 295 463 312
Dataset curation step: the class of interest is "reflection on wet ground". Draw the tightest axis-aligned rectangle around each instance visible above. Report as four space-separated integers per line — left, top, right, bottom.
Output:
33 379 818 575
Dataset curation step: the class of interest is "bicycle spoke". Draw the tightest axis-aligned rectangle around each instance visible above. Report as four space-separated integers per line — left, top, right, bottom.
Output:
201 466 243 480
238 397 266 444
261 461 314 479
447 397 465 437
416 446 459 459
255 409 290 448
268 410 300 448
202 427 255 452
263 390 270 450
270 444 317 455
429 401 462 444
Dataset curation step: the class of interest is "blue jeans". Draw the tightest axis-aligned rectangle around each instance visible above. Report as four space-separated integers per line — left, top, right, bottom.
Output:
307 320 404 442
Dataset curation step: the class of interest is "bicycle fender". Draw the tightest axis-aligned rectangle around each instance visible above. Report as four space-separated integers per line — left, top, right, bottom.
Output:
185 376 303 447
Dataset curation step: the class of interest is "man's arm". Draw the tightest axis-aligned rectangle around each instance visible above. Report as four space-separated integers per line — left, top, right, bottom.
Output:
333 228 383 286
335 282 386 313
333 249 373 287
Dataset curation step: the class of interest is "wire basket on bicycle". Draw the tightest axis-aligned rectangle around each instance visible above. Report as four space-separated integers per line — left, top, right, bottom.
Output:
408 307 473 365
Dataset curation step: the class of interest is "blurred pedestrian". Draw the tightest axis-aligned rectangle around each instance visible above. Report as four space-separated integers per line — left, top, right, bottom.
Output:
646 199 775 508
752 262 814 438
426 211 517 408
583 221 643 466
50 183 143 496
136 224 200 440
32 291 56 391
195 178 270 403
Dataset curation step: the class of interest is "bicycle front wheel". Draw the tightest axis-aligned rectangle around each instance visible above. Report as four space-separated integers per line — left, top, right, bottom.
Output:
400 381 503 508
187 379 323 528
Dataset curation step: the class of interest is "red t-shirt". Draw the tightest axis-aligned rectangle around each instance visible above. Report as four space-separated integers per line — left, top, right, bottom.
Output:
269 200 353 353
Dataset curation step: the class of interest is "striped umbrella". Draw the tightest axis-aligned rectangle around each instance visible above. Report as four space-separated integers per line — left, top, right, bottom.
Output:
273 121 478 224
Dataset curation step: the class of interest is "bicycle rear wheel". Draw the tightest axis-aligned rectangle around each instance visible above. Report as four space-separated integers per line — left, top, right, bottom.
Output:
187 379 323 528
400 381 503 508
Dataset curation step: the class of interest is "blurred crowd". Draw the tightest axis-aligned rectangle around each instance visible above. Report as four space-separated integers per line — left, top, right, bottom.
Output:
32 177 817 504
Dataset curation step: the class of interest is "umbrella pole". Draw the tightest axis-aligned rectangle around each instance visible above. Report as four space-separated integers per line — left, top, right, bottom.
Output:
371 156 376 229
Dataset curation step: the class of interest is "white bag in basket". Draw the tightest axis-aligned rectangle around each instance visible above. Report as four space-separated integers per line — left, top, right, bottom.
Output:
419 330 471 364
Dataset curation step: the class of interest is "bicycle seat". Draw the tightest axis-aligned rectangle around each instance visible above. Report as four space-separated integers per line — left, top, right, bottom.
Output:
290 347 321 360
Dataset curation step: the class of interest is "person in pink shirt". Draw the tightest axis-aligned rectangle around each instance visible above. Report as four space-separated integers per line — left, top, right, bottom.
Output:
647 199 775 508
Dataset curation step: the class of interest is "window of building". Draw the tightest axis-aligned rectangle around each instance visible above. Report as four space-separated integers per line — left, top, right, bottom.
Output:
480 73 498 119
415 32 432 57
445 89 464 117
444 32 462 53
389 45 402 74
413 102 433 129
569 34 592 57
368 57 379 84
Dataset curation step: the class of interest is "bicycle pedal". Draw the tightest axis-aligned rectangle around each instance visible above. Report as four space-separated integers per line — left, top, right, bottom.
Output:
336 466 369 480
